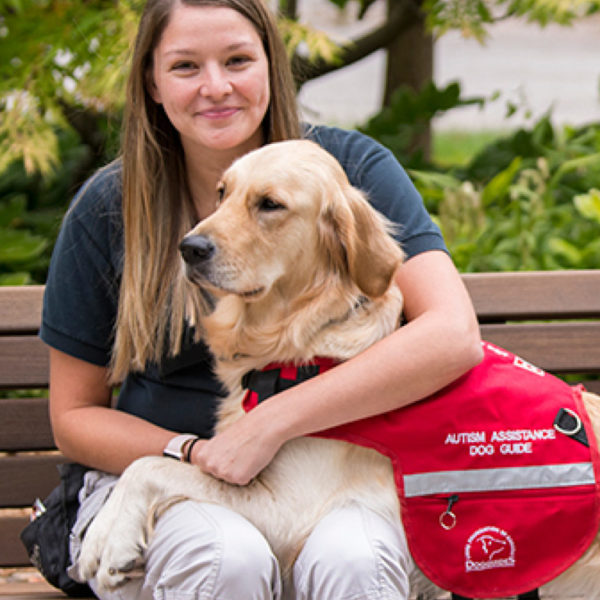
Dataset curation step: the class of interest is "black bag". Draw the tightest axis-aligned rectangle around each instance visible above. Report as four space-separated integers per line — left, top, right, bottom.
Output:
20 462 94 597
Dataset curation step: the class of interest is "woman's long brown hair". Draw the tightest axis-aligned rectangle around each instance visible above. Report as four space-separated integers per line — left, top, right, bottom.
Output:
110 0 301 382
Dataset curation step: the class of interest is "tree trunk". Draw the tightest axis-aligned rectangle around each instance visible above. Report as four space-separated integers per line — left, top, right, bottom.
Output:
291 0 419 87
384 0 433 157
279 0 297 19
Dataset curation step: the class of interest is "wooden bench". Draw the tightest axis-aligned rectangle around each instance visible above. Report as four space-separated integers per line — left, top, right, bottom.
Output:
1 271 599 598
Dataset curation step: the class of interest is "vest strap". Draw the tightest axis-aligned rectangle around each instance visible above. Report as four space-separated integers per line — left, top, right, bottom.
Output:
241 359 337 404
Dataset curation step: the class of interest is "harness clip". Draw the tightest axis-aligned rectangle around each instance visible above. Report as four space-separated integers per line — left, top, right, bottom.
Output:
554 407 582 436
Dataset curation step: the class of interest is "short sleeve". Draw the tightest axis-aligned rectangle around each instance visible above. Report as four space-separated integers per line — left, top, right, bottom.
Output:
40 163 124 366
305 125 447 260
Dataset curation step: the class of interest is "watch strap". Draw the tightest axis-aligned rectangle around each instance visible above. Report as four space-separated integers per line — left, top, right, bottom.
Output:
163 434 199 461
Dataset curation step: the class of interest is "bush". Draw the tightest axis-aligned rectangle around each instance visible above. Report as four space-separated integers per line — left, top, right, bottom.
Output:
0 127 108 284
411 118 600 271
361 83 600 272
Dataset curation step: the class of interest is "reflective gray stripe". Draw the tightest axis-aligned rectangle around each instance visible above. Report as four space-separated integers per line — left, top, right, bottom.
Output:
403 462 595 498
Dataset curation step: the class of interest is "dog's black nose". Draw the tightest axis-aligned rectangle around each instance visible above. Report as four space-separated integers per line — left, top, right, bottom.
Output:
179 235 215 265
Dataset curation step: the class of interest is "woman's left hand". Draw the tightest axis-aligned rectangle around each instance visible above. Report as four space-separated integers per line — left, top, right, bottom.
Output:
190 412 283 485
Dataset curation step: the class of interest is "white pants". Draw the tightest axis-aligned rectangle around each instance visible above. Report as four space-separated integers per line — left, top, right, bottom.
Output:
69 472 413 600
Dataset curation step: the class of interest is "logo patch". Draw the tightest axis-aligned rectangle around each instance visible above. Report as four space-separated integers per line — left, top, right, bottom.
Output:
465 526 516 572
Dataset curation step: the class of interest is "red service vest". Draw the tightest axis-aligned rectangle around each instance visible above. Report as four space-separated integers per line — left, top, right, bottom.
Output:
242 342 600 598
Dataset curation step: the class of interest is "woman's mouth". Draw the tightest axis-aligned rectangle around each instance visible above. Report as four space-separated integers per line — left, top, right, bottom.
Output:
200 107 239 120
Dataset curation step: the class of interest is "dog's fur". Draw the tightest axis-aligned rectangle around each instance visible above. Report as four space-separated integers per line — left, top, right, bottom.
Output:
77 140 600 599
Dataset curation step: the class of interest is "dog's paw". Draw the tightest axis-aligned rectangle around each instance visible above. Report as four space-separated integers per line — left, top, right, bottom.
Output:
77 492 147 586
93 549 146 591
77 511 112 582
78 520 147 590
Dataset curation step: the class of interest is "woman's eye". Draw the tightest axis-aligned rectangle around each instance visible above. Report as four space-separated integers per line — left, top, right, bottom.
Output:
171 61 196 71
227 55 251 68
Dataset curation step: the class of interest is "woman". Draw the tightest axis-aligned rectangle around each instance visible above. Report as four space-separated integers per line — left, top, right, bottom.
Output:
42 0 482 598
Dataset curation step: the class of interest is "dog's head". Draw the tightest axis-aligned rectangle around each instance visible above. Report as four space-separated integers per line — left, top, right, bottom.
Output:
180 140 404 305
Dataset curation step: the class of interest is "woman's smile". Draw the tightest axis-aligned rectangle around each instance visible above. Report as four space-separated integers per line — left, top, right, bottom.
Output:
198 106 240 120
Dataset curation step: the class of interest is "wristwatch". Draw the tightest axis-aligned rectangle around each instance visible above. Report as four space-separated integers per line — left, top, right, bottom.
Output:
163 434 199 462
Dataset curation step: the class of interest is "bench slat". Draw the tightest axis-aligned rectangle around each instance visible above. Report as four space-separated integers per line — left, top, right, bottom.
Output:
0 398 55 451
481 321 600 373
0 336 49 388
463 270 600 321
585 381 600 395
0 454 64 509
0 579 74 599
0 513 31 566
0 286 44 334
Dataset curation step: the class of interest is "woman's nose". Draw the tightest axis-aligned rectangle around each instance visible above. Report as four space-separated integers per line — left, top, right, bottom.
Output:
200 65 233 99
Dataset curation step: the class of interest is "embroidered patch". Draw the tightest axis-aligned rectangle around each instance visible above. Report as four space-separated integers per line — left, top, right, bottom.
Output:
465 526 516 573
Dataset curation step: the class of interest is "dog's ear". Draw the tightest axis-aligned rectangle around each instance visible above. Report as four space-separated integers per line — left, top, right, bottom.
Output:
318 184 405 298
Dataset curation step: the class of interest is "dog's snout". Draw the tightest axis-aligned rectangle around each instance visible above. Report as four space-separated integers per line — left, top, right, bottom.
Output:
179 235 215 265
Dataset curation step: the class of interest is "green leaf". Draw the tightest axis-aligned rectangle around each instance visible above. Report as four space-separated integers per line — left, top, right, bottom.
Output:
408 169 462 190
481 157 522 206
574 189 600 224
0 227 48 264
547 237 583 266
0 194 27 226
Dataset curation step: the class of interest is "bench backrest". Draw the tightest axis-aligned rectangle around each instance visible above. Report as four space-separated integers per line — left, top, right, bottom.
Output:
1 271 600 567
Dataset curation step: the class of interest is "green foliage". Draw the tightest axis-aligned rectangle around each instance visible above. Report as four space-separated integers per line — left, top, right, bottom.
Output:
574 188 600 224
359 81 485 168
424 0 495 39
0 193 53 284
424 0 600 39
0 0 139 176
500 0 600 25
408 117 600 272
278 19 343 64
0 128 93 283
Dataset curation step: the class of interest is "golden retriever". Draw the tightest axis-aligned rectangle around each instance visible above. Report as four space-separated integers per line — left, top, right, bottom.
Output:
76 140 600 599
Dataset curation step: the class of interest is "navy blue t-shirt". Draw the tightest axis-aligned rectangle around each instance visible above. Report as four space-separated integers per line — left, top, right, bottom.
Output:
40 125 447 437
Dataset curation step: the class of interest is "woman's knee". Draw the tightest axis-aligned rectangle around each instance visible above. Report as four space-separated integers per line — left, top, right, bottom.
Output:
145 501 280 599
293 504 412 600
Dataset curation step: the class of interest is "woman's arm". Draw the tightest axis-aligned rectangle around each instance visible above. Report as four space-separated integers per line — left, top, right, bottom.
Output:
49 348 178 475
193 250 483 484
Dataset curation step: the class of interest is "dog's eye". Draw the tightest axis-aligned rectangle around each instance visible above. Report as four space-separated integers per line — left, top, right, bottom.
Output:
258 196 285 212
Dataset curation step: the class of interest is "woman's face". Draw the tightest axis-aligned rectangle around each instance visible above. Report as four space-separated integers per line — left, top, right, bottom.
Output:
149 4 270 158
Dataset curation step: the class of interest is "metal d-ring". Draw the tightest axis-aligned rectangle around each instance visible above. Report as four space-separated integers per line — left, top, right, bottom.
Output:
439 509 457 530
439 494 459 530
554 407 582 436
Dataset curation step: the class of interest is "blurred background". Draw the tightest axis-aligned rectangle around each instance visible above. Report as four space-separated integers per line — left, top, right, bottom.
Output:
297 1 600 130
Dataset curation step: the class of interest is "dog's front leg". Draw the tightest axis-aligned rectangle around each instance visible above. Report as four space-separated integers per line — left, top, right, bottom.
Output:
77 456 197 591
